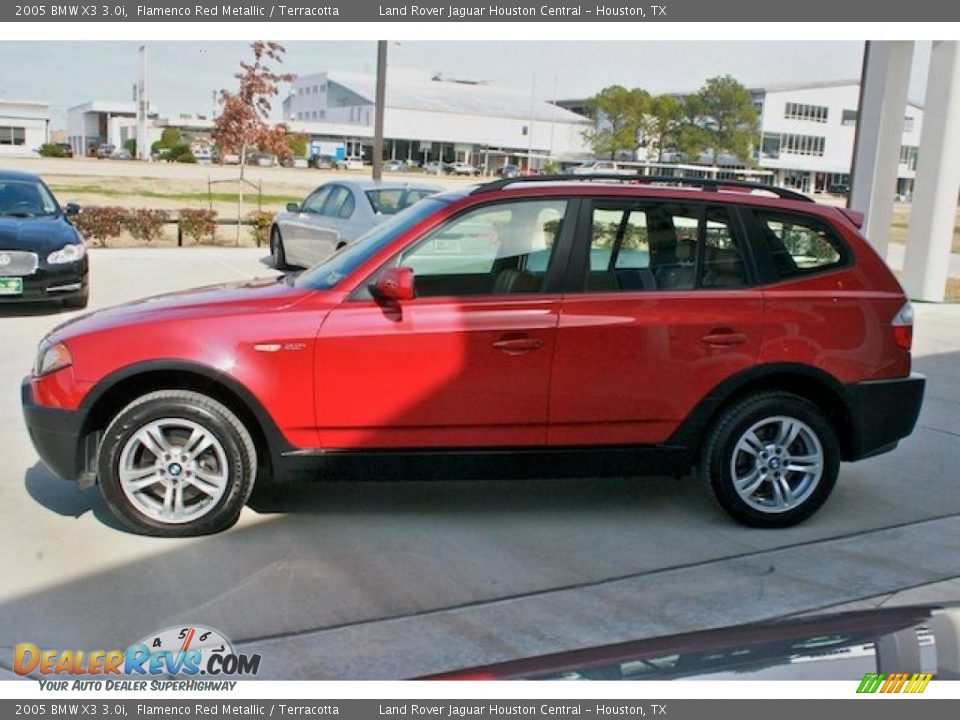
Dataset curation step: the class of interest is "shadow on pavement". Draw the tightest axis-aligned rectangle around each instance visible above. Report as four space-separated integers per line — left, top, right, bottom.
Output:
0 302 70 318
24 463 126 532
4 471 717 652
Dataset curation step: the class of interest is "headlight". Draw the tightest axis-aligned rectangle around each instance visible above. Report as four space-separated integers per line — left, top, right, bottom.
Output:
35 340 72 376
47 243 86 265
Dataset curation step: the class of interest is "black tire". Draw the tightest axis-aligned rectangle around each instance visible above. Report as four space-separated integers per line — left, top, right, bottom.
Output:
700 392 839 528
62 288 89 310
97 390 257 537
270 226 289 270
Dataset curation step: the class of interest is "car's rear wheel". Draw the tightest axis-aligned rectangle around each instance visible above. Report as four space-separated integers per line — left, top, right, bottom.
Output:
270 226 289 269
700 392 839 527
97 390 257 537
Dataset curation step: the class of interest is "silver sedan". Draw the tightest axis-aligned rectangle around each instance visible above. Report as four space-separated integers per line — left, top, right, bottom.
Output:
269 179 441 269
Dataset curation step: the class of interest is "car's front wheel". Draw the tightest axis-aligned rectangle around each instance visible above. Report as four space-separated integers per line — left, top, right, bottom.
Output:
700 392 839 528
97 390 257 536
270 226 289 270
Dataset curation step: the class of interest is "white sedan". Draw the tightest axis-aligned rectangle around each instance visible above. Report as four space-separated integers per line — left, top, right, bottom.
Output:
269 179 441 269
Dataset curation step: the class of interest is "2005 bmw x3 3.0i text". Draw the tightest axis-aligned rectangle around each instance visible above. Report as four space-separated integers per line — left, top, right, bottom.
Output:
22 175 925 536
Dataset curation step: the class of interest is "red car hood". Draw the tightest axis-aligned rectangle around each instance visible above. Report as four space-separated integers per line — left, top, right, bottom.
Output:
50 276 314 340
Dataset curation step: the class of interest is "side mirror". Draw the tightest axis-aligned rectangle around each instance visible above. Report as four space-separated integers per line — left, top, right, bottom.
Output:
286 202 301 213
370 266 414 302
64 202 81 217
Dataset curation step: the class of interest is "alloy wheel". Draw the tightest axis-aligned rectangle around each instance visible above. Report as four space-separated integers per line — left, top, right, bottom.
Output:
729 415 824 514
118 418 229 524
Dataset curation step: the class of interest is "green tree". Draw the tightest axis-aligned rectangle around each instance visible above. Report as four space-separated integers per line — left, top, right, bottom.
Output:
582 85 650 160
689 76 760 165
160 127 181 148
287 134 308 158
123 138 136 156
646 94 686 163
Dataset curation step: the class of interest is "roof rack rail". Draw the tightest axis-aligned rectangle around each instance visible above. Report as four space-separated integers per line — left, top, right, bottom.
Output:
471 173 814 203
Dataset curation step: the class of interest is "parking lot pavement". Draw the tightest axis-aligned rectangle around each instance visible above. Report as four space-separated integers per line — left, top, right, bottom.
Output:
1 248 959 679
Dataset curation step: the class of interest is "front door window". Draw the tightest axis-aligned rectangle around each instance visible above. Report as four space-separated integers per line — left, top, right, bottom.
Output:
398 199 567 297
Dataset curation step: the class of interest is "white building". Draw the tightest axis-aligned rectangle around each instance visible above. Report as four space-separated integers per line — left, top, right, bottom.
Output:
67 100 213 156
282 69 592 170
0 100 50 157
753 80 923 197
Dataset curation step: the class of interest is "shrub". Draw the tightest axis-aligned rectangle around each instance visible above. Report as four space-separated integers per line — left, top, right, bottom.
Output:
39 143 67 158
163 142 195 163
178 209 218 244
71 206 125 246
287 134 308 159
123 138 136 156
160 127 181 148
247 211 274 247
123 209 170 243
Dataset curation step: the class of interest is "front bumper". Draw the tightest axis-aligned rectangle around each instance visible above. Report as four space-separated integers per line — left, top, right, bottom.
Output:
843 373 926 460
0 261 88 303
21 378 88 481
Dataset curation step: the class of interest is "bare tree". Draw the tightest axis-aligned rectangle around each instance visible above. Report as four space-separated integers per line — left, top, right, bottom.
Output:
212 41 295 242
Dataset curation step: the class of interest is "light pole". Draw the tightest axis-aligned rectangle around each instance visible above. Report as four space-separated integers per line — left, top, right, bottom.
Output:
372 40 387 181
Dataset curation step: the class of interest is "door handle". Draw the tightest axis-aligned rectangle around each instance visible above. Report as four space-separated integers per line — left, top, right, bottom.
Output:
701 329 748 346
493 337 544 355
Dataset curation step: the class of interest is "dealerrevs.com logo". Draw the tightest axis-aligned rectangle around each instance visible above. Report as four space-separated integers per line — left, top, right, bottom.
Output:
15 626 261 691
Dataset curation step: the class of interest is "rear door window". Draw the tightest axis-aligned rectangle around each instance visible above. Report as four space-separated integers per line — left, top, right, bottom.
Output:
753 210 847 279
577 200 749 292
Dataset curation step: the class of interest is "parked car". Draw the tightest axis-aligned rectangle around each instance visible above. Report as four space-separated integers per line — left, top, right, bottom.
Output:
383 159 406 173
426 603 948 681
249 152 277 167
22 176 924 536
829 182 850 195
216 152 241 165
422 161 447 175
310 154 335 170
54 143 74 158
0 169 88 309
499 164 521 178
269 179 441 269
191 147 213 164
448 162 481 176
282 156 309 169
95 144 116 159
571 160 634 175
111 148 132 161
332 156 365 171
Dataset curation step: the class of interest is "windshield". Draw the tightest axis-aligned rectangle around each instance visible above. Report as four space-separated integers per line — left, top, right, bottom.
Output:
295 198 447 291
366 187 437 215
0 179 59 217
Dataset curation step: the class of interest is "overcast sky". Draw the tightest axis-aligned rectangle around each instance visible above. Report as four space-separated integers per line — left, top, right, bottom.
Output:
0 41 933 129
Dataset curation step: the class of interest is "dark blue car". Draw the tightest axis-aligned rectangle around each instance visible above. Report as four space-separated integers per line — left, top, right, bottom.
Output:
0 169 88 308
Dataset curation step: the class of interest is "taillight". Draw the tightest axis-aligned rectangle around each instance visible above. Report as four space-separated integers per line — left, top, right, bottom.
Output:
892 301 914 350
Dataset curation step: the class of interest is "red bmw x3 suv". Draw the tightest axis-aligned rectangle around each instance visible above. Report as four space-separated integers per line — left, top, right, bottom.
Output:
22 176 925 536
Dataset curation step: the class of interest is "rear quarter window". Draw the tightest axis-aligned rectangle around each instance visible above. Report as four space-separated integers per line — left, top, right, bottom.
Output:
753 210 849 280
